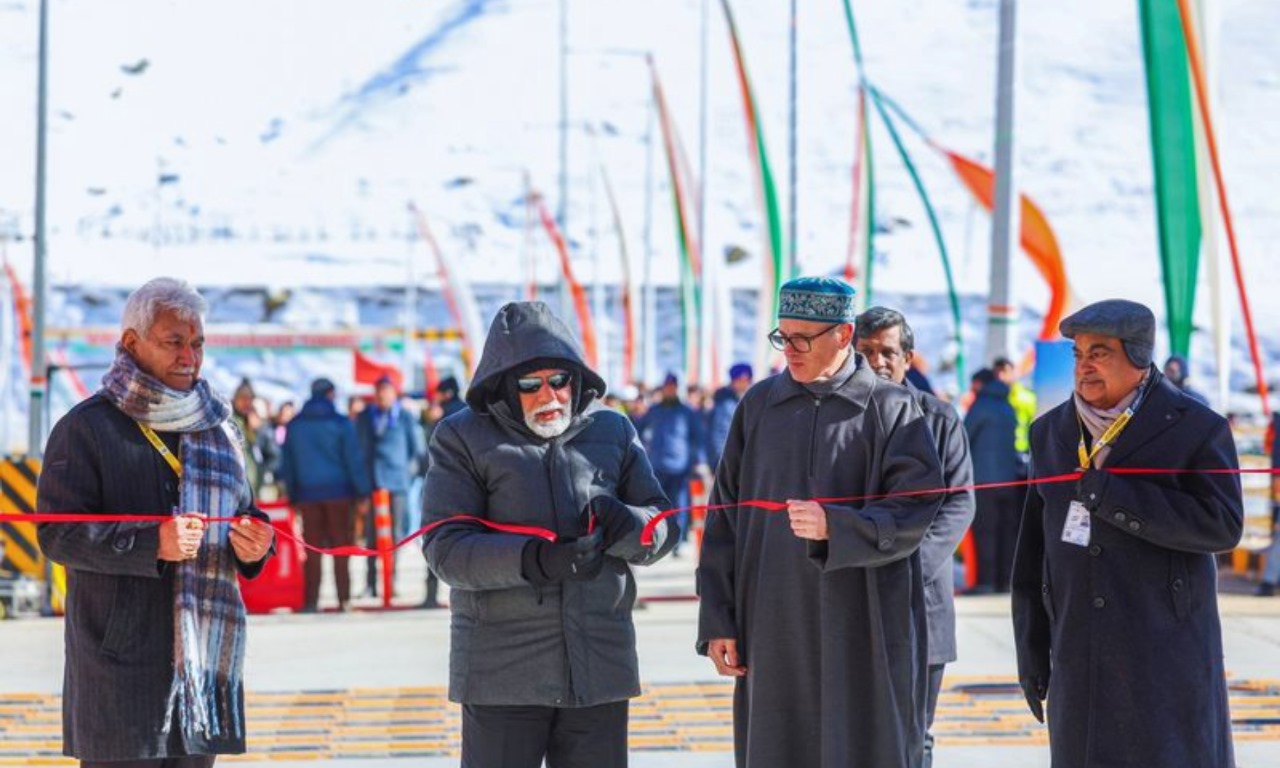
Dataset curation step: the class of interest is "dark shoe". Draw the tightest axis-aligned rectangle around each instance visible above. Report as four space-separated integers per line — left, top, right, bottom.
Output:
419 599 443 610
1255 582 1276 597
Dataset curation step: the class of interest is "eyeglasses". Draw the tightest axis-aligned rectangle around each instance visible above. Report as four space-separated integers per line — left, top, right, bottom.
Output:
516 371 572 394
768 324 840 352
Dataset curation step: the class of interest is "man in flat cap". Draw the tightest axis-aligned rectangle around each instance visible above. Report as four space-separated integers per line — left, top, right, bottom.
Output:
698 277 944 768
1012 298 1242 768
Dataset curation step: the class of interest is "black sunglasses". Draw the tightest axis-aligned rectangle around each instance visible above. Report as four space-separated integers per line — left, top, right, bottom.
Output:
516 371 572 394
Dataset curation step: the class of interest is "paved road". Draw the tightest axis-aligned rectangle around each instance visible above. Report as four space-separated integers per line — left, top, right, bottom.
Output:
4 552 1279 767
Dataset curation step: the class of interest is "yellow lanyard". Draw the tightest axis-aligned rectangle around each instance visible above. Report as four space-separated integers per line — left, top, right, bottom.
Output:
1076 410 1134 469
137 423 182 478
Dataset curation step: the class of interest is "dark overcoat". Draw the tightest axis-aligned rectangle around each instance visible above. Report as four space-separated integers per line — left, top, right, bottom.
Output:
1012 374 1242 768
964 379 1020 484
697 357 944 768
36 394 268 762
422 301 676 707
909 382 974 666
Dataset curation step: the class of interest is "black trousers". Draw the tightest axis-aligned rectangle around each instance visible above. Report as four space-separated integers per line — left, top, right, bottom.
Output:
461 701 629 768
82 757 215 768
971 486 1021 592
922 662 946 768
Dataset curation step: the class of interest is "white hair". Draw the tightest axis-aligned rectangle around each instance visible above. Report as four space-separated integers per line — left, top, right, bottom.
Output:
121 277 207 335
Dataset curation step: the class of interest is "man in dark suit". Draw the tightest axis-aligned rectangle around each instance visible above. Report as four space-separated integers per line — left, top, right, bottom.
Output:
37 277 274 768
854 306 974 768
1012 299 1242 768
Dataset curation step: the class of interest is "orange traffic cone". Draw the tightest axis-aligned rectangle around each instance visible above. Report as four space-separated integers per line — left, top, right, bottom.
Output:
372 488 395 607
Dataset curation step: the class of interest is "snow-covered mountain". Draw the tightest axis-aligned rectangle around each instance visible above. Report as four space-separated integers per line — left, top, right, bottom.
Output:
0 0 1276 444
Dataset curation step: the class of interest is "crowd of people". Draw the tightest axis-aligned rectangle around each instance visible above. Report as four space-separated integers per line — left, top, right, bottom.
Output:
32 274 1250 768
223 373 476 612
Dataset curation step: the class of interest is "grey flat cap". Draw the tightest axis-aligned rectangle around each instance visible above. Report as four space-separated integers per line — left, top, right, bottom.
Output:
1059 299 1155 368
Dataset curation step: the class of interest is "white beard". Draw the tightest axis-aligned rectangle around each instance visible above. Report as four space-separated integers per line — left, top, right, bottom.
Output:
525 401 572 438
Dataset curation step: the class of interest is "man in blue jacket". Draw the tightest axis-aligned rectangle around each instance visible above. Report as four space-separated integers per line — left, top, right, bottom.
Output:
706 363 753 471
964 368 1020 593
638 372 706 555
356 375 426 599
280 378 371 612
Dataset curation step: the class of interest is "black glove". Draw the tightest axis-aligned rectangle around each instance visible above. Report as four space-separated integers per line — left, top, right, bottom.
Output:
1020 674 1048 723
584 495 640 548
1076 467 1108 511
521 530 605 586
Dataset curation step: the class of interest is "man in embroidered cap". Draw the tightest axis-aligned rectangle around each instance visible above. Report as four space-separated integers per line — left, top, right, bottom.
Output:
37 277 275 767
697 276 945 768
1012 298 1241 768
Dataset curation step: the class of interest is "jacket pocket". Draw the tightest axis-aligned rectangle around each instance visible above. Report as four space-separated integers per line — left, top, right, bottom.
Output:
100 579 131 658
1169 554 1191 621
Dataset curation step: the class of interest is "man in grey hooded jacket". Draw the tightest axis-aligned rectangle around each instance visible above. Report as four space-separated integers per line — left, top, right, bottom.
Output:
422 301 677 768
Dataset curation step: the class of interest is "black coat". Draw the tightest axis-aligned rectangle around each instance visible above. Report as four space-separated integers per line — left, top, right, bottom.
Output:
423 301 676 707
36 394 269 762
963 380 1020 484
697 357 944 768
1012 375 1242 767
909 383 974 665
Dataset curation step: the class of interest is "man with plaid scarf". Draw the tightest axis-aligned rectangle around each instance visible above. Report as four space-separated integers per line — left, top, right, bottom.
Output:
38 277 275 768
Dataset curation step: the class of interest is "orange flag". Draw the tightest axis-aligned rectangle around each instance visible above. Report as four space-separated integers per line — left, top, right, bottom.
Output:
942 150 1069 341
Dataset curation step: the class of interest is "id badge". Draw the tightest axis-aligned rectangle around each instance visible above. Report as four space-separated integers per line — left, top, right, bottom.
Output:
1061 501 1092 547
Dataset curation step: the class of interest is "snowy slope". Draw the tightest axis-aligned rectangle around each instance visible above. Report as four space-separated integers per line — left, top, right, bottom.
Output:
0 0 1277 400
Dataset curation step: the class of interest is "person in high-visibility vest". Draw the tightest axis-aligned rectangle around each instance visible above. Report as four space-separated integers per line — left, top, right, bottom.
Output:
992 356 1037 460
422 301 678 768
1256 411 1280 597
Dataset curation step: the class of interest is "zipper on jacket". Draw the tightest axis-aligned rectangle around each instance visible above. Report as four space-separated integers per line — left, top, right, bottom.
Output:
808 397 822 478
533 444 561 605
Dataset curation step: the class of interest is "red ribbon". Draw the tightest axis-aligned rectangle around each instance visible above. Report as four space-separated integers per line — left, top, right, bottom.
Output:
2 510 557 557
7 467 1273 555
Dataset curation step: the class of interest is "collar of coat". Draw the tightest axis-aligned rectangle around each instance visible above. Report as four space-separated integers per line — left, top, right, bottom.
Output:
1047 368 1190 467
765 352 880 410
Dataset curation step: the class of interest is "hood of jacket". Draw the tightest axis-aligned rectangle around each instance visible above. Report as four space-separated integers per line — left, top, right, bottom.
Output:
466 301 607 416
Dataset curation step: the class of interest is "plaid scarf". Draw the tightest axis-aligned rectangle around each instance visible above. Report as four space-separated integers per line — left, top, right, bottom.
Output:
100 345 248 744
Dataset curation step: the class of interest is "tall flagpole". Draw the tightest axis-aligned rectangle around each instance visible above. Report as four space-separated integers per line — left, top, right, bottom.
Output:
30 0 50 457
985 0 1019 366
787 0 798 278
1192 0 1229 410
557 0 572 324
643 90 657 386
698 0 713 385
